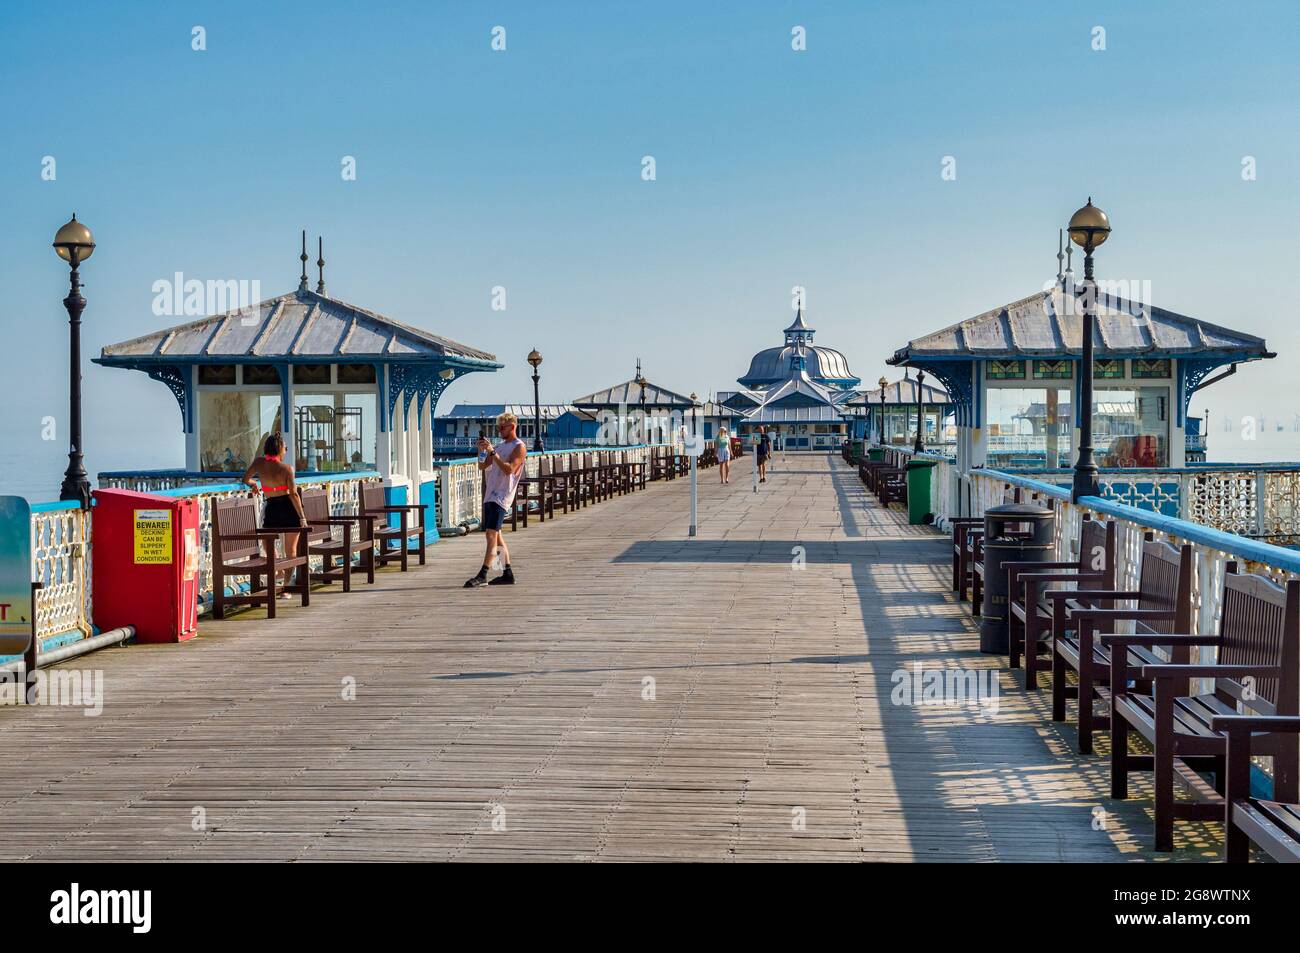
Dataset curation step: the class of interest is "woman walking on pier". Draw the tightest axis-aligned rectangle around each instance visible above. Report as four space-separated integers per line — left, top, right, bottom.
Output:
716 426 731 484
241 433 306 599
465 412 527 588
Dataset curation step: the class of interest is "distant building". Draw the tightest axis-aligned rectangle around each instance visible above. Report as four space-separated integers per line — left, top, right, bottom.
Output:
571 360 694 445
550 408 602 445
435 403 572 451
724 306 858 451
843 376 954 448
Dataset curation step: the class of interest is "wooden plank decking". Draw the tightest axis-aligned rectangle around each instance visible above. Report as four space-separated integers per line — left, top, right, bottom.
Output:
0 455 1223 861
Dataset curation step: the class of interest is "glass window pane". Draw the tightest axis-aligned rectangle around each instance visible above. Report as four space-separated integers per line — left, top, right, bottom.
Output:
293 364 331 385
985 387 1073 469
338 363 376 384
198 364 236 385
199 391 281 471
244 364 280 385
1033 360 1072 379
987 360 1025 380
1095 386 1168 467
293 391 377 472
1132 358 1170 379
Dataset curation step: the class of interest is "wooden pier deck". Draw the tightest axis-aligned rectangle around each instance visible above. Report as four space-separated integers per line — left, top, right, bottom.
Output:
0 455 1223 861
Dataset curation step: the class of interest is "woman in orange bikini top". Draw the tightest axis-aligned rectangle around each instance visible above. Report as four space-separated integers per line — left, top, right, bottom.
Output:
240 434 306 597
241 433 304 522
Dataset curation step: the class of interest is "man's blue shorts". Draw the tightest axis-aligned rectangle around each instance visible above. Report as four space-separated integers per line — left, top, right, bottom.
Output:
482 501 508 531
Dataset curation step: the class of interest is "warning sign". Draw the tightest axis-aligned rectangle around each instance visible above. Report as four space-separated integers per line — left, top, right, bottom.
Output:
134 509 173 564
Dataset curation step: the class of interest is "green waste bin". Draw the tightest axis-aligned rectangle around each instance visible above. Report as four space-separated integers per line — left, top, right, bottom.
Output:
851 439 864 460
867 447 885 462
905 459 936 525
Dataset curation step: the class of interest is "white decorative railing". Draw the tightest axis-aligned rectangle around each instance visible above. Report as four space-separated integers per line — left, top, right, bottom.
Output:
965 469 1300 653
1011 466 1300 539
30 502 92 645
434 444 663 530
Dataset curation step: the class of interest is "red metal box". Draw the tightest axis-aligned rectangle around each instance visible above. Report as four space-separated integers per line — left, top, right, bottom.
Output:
91 489 200 643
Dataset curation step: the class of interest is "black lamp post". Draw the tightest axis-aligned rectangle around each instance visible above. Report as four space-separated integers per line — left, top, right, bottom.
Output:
53 214 95 508
1068 198 1111 502
527 348 544 452
635 370 647 444
877 375 888 445
913 369 927 453
689 392 699 439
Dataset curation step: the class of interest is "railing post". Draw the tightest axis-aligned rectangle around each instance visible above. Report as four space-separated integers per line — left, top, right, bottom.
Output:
1255 471 1266 539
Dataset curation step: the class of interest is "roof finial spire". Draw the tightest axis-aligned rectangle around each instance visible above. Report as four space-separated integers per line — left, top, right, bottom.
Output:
298 229 309 292
1056 228 1065 284
1064 238 1074 283
316 236 326 295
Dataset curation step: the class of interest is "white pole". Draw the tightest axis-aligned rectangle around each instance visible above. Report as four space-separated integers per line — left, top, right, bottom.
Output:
689 454 697 537
752 436 759 493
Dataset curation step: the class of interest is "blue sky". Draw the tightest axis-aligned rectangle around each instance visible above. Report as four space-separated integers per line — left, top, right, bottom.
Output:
3 0 1300 496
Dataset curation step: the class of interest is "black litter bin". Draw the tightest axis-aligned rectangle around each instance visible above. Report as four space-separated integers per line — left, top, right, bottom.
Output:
978 502 1055 655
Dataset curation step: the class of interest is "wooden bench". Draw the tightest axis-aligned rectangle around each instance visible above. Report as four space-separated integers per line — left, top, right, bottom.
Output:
1008 516 1116 690
211 496 310 619
517 456 561 524
1106 567 1299 851
649 448 674 482
610 450 638 495
859 459 890 493
300 487 376 591
876 467 906 507
1049 535 1194 755
549 454 583 511
1210 714 1300 863
359 482 427 570
597 450 624 498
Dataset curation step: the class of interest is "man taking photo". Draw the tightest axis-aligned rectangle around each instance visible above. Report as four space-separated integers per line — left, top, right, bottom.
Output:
464 412 527 588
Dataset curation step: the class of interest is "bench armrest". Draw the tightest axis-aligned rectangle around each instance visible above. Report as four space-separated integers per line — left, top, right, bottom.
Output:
329 511 376 523
371 504 427 513
1044 588 1139 602
1209 715 1300 734
1071 607 1176 623
1141 664 1283 680
222 529 307 541
1099 632 1219 648
1002 561 1078 572
1015 572 1102 585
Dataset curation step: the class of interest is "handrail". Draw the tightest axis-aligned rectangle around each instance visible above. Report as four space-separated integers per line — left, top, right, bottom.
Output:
432 443 666 468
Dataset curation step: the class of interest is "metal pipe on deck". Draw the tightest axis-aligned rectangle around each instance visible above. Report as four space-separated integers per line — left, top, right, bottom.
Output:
0 626 135 683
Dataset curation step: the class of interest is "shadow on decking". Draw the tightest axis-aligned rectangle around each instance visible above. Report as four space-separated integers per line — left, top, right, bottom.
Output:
437 654 876 680
614 465 1215 861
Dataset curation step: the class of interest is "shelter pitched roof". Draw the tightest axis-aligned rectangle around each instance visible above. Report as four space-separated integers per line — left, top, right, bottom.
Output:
571 377 694 408
888 285 1273 364
96 289 499 367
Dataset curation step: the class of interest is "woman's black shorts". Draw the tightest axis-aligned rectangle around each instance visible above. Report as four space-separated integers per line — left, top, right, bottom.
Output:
262 494 300 529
